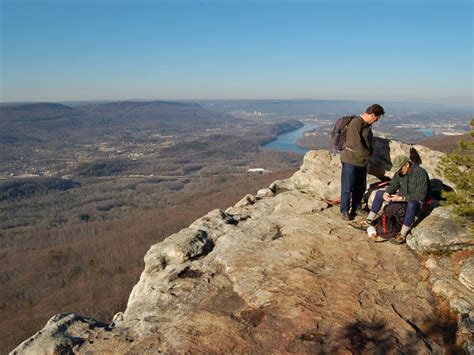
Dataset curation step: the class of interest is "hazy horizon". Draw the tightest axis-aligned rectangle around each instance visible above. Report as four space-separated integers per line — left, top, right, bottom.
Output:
1 97 472 110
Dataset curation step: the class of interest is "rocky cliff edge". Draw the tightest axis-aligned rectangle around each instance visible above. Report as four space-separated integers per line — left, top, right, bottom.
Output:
12 138 474 354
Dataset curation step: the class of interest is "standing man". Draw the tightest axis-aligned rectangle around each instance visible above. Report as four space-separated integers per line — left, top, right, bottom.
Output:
340 104 385 220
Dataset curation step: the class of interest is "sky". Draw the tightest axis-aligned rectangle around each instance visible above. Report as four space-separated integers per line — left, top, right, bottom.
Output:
0 0 473 106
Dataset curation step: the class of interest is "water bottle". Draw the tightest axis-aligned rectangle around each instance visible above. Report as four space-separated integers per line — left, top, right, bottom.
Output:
367 226 377 239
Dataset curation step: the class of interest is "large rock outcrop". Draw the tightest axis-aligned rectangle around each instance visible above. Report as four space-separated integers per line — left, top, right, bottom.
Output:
12 139 473 354
408 207 473 253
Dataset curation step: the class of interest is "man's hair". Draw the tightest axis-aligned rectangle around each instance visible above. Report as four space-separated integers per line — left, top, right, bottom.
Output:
365 104 385 117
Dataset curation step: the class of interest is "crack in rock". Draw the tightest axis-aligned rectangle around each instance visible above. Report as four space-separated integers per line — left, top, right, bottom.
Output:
391 304 441 353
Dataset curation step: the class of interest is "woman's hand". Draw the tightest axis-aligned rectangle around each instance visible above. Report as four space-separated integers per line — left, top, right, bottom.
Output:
390 195 404 202
384 193 404 202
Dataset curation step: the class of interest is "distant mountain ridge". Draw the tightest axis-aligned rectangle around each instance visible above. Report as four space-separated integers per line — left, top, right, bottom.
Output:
416 133 473 153
79 100 203 117
0 100 239 142
0 103 81 123
0 103 88 142
79 100 229 128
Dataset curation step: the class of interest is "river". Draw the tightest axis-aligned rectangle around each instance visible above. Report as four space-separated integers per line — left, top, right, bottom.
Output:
415 128 435 137
262 123 320 154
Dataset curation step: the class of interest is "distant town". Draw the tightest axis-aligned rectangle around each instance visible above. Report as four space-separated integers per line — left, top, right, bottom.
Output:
1 100 470 179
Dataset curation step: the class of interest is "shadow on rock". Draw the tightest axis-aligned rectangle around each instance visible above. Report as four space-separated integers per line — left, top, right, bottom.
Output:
341 314 460 354
369 138 392 180
410 146 423 165
344 319 395 353
428 178 454 202
413 178 454 228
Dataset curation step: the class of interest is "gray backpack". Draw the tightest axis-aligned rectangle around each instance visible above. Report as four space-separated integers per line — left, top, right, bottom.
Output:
330 115 357 151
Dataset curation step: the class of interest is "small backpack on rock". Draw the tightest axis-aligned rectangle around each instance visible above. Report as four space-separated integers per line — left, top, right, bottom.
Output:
375 202 407 238
330 115 358 151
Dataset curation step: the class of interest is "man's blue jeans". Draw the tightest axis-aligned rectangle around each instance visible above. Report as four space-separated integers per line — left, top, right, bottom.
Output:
340 162 367 214
371 190 421 226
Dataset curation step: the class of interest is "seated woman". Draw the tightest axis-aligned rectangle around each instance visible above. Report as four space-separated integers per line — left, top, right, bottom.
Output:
364 154 430 244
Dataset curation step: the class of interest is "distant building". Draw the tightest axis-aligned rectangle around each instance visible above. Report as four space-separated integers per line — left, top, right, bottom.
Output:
247 168 271 173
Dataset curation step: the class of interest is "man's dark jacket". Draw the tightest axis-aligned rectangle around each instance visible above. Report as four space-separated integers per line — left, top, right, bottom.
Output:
385 163 430 202
340 116 373 167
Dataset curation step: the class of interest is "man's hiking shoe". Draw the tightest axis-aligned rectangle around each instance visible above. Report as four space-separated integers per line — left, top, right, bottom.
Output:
389 234 406 245
371 233 392 242
349 218 373 230
349 221 367 231
355 208 369 218
340 212 353 221
350 218 375 231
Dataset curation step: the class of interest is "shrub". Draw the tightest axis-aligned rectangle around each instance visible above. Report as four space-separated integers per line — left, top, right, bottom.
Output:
437 118 474 232
79 213 90 221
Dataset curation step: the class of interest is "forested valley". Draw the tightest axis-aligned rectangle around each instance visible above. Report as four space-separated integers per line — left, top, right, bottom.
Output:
0 101 302 352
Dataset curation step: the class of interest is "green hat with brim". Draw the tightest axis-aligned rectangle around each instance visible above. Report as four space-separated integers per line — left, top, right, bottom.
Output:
391 155 409 172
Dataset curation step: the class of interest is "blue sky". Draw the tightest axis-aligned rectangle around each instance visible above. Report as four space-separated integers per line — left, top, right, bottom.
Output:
1 0 472 106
